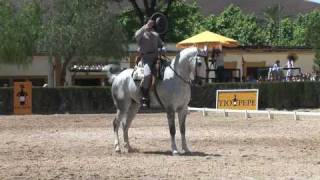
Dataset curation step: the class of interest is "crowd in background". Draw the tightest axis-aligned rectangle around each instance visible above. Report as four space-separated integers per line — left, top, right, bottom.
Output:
257 54 320 82
262 71 320 82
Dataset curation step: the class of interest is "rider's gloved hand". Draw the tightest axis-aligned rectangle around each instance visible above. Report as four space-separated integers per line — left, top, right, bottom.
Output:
162 46 167 53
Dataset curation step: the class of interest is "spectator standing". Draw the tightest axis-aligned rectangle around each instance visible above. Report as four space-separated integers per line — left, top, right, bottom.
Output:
286 55 295 81
272 60 281 81
214 48 224 82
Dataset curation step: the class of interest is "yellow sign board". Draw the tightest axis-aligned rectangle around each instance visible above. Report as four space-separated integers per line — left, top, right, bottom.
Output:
13 82 32 115
216 89 259 110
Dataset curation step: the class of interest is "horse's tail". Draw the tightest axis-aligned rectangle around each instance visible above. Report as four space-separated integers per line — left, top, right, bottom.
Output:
107 71 117 84
102 65 119 84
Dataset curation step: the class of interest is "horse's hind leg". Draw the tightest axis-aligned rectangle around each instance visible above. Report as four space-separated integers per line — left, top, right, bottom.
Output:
113 96 132 153
113 110 121 153
167 111 178 155
178 108 190 154
122 101 139 153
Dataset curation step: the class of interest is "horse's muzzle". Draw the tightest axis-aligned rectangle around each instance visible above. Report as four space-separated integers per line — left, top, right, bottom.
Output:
192 78 204 86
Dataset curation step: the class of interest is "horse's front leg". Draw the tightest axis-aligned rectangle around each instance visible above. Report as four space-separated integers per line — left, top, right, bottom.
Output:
178 108 190 154
167 111 178 155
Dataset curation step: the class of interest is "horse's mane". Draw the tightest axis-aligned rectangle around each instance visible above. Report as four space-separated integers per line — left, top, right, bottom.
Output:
176 47 199 63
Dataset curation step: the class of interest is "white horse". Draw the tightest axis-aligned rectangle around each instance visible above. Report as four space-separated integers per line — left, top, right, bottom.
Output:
106 47 207 155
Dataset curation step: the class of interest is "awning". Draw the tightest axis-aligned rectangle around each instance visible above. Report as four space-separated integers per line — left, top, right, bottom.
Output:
176 31 239 49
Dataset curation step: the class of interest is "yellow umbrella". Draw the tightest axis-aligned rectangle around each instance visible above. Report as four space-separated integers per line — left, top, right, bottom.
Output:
176 31 239 49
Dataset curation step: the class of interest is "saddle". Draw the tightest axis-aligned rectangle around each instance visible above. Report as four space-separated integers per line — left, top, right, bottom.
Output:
132 58 170 82
132 59 169 109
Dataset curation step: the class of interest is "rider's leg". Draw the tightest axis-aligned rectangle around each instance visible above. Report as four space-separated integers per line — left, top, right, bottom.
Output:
141 75 152 107
151 60 160 89
155 59 160 78
141 63 152 107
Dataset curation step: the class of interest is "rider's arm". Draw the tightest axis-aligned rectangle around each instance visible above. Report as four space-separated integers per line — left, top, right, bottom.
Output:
157 36 164 48
135 25 146 42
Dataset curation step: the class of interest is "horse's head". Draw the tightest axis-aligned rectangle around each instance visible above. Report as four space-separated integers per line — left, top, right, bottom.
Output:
188 48 207 86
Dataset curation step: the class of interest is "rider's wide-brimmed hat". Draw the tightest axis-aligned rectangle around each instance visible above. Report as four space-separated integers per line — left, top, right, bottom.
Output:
176 31 239 49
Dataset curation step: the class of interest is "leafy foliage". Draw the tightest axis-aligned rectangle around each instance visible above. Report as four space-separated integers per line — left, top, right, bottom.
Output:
117 8 141 42
262 4 283 46
40 0 128 85
0 0 42 64
118 0 203 42
206 5 265 46
278 18 295 46
305 11 320 68
42 0 127 62
165 0 203 42
0 0 127 76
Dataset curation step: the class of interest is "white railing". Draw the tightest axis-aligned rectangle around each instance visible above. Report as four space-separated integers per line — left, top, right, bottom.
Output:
188 107 320 120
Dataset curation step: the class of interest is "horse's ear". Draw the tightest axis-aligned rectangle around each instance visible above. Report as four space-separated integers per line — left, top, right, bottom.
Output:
197 46 208 57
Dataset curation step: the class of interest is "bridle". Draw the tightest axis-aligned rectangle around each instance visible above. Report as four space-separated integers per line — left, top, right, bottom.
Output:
193 53 207 86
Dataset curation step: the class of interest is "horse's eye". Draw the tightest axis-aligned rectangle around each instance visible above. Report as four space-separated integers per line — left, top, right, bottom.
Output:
197 62 202 66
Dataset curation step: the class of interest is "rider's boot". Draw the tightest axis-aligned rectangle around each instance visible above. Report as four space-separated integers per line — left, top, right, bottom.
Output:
155 60 161 79
140 87 150 109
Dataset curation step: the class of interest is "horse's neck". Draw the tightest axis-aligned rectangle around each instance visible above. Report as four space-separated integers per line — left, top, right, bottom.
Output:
169 58 191 80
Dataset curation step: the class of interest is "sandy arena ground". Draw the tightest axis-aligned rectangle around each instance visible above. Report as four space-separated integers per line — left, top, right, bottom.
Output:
0 112 320 180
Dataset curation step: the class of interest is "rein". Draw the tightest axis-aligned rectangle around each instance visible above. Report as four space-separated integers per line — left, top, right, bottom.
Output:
161 54 201 86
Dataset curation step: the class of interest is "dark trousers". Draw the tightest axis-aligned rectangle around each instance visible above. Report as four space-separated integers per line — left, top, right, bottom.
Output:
216 66 225 82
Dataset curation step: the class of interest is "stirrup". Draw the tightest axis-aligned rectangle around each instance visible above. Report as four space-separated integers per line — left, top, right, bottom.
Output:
141 98 150 109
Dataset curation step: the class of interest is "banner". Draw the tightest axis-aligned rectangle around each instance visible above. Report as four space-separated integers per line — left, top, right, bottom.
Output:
216 89 259 110
14 82 32 115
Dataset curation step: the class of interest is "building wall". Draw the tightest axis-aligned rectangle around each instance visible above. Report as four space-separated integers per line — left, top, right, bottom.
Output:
0 56 50 76
0 56 50 86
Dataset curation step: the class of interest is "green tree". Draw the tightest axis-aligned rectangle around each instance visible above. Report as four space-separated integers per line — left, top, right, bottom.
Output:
278 18 295 46
117 8 141 42
0 0 42 65
165 0 203 42
42 0 128 86
212 5 265 46
263 4 283 46
291 14 308 47
114 0 172 25
118 0 204 42
198 15 218 33
305 10 320 70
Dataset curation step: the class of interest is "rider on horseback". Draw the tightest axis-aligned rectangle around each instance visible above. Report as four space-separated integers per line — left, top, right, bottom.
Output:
135 19 164 108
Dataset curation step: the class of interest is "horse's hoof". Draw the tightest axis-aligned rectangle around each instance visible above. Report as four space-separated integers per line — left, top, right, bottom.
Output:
115 146 121 153
180 150 191 155
127 147 134 153
123 148 132 153
172 150 179 156
123 144 133 153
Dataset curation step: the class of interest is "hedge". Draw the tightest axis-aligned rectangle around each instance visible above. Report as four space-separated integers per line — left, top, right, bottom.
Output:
1 82 320 115
0 87 114 115
190 81 320 109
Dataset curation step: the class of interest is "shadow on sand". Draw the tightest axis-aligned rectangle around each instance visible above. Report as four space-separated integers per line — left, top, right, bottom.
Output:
143 150 221 157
